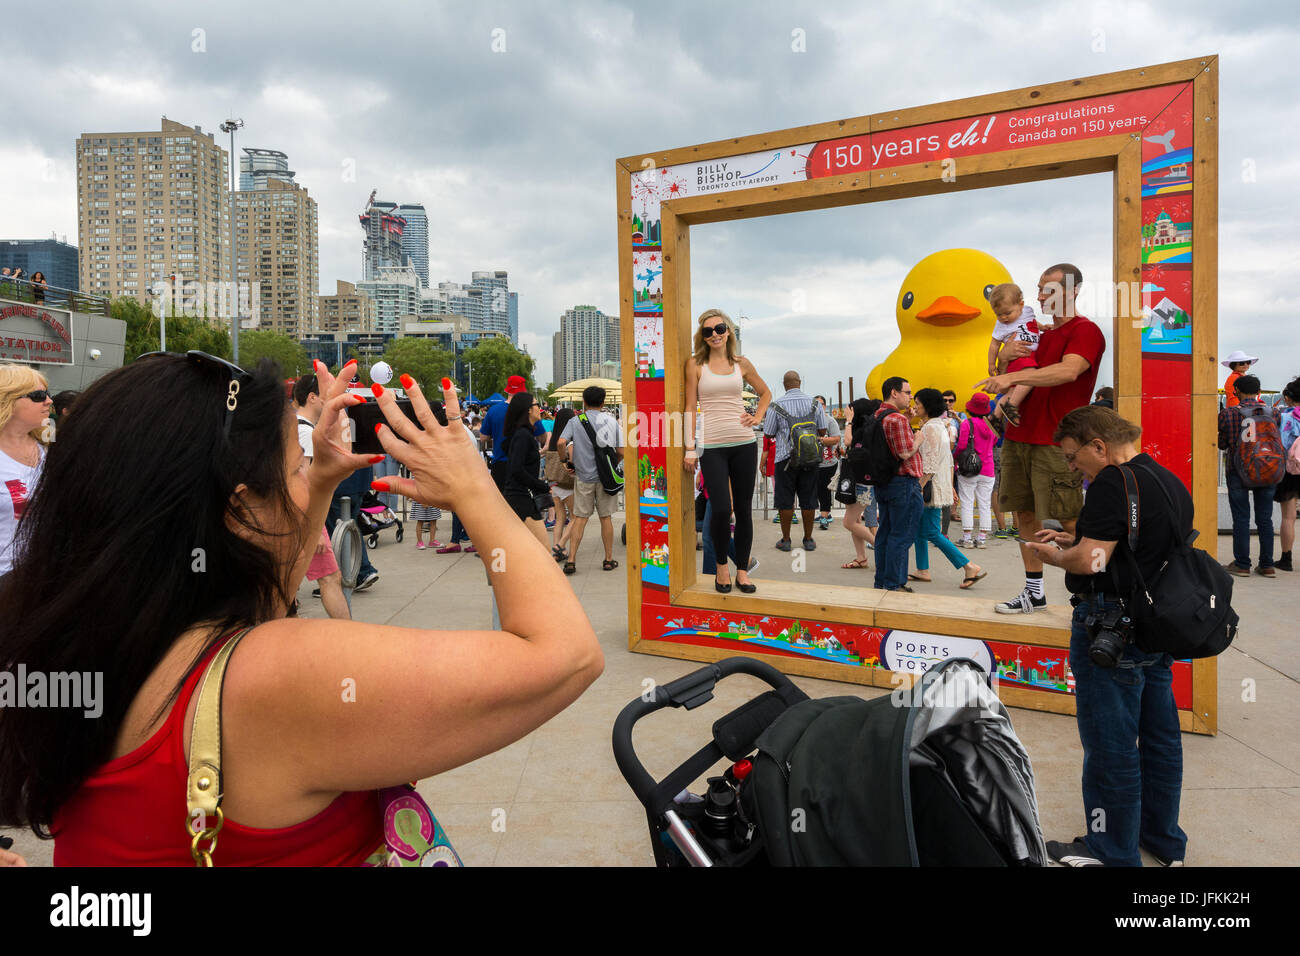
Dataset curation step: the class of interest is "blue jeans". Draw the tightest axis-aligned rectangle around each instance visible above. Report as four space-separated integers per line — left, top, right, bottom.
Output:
327 467 377 577
1225 469 1276 569
450 513 470 545
1070 594 1187 866
701 496 740 576
914 505 968 572
873 475 922 591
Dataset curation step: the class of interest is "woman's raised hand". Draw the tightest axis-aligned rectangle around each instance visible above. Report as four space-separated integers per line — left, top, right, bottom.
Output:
308 359 382 493
371 376 494 511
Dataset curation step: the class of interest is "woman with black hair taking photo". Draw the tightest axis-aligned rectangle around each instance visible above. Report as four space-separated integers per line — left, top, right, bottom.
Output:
0 356 601 864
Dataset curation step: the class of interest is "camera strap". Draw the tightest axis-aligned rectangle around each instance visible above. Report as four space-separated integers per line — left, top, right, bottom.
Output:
1115 463 1161 614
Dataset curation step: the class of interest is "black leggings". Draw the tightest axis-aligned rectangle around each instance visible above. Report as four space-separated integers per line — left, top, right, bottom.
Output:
818 465 836 513
700 441 757 571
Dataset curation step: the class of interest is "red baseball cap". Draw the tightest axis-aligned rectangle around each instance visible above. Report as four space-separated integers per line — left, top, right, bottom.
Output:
505 375 527 394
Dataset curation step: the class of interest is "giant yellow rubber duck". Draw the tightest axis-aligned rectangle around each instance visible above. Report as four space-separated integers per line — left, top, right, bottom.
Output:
865 248 1013 407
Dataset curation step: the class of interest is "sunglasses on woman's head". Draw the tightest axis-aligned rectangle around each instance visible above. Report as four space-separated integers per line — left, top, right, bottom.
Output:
138 350 249 438
23 389 51 402
702 324 728 338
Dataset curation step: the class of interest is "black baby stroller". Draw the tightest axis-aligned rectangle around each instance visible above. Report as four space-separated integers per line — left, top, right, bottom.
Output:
612 656 1046 866
355 488 404 549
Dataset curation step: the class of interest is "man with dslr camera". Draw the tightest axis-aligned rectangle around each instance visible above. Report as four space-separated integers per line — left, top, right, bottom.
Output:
1022 406 1190 867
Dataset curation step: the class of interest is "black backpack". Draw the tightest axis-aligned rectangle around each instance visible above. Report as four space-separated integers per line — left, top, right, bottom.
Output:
770 404 822 471
955 418 983 478
1113 461 1238 659
578 412 624 496
853 411 902 487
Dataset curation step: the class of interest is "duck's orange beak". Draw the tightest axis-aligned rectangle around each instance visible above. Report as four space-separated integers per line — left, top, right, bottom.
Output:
915 295 982 327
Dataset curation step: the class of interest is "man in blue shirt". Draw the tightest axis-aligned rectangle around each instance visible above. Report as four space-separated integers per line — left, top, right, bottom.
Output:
762 371 831 552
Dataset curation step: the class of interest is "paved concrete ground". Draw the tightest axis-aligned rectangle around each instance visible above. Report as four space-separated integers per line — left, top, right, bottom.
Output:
6 508 1296 866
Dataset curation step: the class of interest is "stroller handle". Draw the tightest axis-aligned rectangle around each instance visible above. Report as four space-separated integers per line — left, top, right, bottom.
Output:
612 656 798 808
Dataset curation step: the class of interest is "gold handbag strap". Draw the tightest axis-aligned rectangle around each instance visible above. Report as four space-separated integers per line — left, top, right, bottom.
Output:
186 626 254 866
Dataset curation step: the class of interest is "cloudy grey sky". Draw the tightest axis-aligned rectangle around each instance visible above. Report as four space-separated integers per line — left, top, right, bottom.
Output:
3 0 1297 391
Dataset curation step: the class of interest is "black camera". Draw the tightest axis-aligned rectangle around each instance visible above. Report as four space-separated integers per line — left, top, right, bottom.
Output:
1085 601 1136 668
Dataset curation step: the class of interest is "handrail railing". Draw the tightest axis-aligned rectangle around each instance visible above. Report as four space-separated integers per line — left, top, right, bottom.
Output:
0 277 111 316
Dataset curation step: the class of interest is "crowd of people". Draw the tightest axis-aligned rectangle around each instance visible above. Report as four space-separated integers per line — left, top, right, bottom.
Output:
686 265 1122 612
0 252 1293 869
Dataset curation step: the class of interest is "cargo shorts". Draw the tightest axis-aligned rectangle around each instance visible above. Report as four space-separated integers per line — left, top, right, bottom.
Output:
998 437 1084 522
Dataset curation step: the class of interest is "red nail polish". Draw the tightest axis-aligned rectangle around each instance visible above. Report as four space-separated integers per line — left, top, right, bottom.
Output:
400 374 415 389
343 359 357 368
374 423 383 434
370 480 390 492
368 455 385 464
350 395 366 405
371 382 384 397
441 378 452 390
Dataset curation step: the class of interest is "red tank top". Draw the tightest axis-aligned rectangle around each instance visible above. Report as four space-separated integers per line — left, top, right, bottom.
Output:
52 632 384 866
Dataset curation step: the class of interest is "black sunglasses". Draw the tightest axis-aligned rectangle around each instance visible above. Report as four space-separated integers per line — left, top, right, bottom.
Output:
23 389 51 403
139 350 249 439
702 324 729 338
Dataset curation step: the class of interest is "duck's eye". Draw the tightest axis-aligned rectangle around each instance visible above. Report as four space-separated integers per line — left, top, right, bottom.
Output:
901 291 914 310
983 284 995 301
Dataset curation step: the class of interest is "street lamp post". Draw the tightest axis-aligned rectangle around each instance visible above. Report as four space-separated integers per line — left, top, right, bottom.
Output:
220 118 244 363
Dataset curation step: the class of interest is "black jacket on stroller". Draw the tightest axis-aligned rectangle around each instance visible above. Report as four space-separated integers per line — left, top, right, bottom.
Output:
743 658 1047 866
614 656 1047 867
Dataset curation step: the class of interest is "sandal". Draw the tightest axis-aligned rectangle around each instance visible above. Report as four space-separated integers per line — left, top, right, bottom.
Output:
908 572 932 583
960 568 988 589
1002 403 1021 428
563 561 576 575
841 558 870 569
603 559 619 571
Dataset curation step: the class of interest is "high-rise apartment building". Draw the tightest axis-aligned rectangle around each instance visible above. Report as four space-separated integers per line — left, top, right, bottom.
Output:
554 305 618 385
360 198 407 280
233 178 319 336
421 270 517 344
76 117 229 303
239 148 294 190
396 203 428 287
356 265 423 334
317 280 375 333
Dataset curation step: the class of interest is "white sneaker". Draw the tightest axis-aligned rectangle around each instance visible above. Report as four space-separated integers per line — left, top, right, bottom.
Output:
958 537 974 549
995 588 1046 614
975 536 987 549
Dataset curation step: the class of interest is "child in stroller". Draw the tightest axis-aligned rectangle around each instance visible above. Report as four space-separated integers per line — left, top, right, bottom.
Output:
355 488 404 549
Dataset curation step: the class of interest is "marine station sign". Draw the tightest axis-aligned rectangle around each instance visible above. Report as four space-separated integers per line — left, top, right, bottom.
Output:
0 300 75 366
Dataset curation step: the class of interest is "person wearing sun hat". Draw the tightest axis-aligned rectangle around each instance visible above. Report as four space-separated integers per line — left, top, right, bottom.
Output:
1221 350 1258 409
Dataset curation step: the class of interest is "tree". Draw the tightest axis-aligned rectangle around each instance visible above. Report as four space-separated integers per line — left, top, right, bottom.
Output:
236 330 310 378
379 338 453 393
538 381 558 404
457 337 535 396
117 297 232 363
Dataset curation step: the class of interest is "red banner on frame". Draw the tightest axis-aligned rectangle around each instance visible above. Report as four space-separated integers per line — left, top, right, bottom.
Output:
807 84 1184 179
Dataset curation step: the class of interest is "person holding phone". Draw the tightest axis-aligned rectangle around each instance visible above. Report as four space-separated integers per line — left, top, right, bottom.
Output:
1021 405 1190 868
0 357 602 864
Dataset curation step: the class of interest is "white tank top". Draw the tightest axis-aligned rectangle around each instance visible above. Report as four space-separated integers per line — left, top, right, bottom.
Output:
698 364 754 448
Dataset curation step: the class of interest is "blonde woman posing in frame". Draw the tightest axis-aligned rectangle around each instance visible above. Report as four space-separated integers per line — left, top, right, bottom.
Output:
683 309 771 594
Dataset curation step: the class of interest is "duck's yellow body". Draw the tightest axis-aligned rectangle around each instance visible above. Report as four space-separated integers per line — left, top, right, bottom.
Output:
865 248 1013 406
